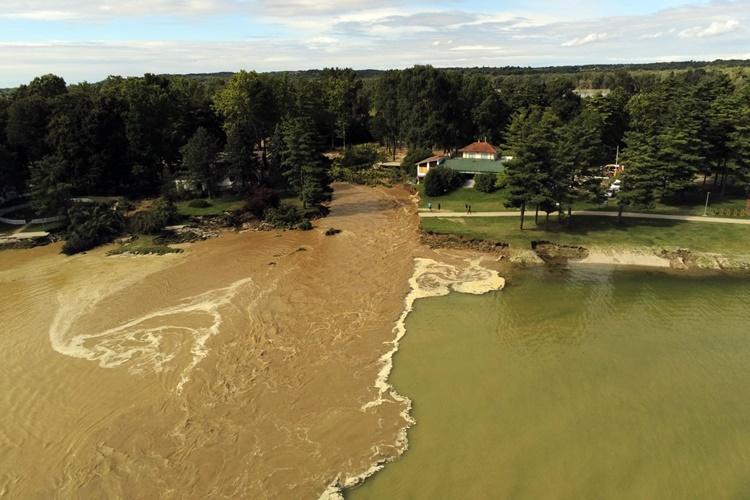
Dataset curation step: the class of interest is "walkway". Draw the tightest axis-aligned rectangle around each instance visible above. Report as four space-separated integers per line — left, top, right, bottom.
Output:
0 223 50 244
418 210 750 225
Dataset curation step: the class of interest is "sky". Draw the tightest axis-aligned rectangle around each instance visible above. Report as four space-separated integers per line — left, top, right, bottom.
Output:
0 0 748 88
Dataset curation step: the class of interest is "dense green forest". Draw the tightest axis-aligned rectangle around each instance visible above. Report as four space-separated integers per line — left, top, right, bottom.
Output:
2 60 750 241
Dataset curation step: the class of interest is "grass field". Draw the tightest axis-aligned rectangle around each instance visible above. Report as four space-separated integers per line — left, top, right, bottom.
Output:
415 184 511 212
21 221 68 233
416 183 749 218
420 215 750 255
175 197 245 217
0 222 20 235
106 234 182 256
175 195 313 218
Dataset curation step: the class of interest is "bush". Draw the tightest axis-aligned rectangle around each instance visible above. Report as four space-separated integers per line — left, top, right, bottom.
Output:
62 202 124 255
263 203 303 229
474 172 499 193
340 144 387 171
188 199 211 208
331 164 398 186
129 198 178 235
244 186 280 218
296 219 313 230
424 166 462 197
400 148 434 173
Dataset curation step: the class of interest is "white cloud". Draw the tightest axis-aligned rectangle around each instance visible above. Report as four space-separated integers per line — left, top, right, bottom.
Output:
640 28 676 39
3 10 78 21
448 45 504 52
2 0 750 87
679 20 740 38
561 33 612 47
0 0 225 20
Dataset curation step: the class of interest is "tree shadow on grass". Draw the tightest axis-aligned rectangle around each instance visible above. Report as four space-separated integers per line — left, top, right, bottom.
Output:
532 215 686 238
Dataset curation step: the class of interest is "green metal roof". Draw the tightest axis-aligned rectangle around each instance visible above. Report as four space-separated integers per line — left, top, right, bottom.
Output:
443 158 505 174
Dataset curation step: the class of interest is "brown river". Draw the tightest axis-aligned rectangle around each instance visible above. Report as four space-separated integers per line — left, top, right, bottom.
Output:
1 183 504 498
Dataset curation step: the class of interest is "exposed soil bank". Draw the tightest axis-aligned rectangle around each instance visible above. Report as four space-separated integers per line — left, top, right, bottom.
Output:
418 228 750 271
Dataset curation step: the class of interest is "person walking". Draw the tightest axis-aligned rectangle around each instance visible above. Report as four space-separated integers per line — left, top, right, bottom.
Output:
428 202 432 211
467 204 472 214
438 203 441 211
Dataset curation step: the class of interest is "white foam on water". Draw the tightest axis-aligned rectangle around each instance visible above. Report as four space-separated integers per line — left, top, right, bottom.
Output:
49 277 257 393
322 256 505 497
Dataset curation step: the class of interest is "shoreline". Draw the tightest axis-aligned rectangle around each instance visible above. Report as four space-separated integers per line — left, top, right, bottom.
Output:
325 255 506 499
419 229 750 271
333 187 750 497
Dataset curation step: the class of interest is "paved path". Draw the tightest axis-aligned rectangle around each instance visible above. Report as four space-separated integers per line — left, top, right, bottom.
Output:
418 210 750 225
0 225 50 243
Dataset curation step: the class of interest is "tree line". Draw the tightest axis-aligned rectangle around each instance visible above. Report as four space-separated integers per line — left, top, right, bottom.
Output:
1 64 749 228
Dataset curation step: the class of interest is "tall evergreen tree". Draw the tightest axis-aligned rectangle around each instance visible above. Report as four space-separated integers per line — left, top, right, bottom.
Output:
180 127 220 199
28 155 72 217
503 107 560 230
280 116 332 208
370 70 402 160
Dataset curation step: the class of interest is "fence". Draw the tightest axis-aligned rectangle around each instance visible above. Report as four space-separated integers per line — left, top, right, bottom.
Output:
0 203 68 226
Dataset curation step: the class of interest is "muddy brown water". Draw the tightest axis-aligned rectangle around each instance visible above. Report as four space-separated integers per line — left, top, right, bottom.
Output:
1 184 433 498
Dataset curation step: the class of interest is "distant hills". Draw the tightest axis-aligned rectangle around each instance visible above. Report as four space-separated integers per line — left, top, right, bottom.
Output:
2 59 749 93
167 59 750 81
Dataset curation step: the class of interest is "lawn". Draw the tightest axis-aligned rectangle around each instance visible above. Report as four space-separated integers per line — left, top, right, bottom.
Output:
1 206 36 222
21 221 68 233
175 197 245 217
0 221 19 235
106 234 183 256
415 184 511 212
415 182 750 219
420 215 750 255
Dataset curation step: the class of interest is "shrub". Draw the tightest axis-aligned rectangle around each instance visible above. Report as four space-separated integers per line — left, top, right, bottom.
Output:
474 172 499 193
188 199 211 208
244 186 280 218
62 202 124 255
263 203 303 229
296 219 313 230
340 144 387 171
129 198 178 235
400 148 434 173
424 166 462 197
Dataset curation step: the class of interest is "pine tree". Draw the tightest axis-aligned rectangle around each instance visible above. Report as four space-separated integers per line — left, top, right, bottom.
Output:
280 116 332 209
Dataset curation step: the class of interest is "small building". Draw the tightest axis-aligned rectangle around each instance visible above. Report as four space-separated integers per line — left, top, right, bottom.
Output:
416 141 510 182
458 141 501 161
416 155 448 181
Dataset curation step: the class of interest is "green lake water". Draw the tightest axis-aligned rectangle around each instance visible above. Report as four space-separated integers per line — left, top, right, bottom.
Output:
349 265 750 499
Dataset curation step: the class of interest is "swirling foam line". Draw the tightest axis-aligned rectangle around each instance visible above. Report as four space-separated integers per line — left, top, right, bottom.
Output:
49 277 256 392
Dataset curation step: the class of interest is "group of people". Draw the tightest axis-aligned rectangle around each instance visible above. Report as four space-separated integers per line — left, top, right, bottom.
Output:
426 203 472 213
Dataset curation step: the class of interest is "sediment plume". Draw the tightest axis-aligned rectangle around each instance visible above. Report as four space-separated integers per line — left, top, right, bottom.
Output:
0 183 505 499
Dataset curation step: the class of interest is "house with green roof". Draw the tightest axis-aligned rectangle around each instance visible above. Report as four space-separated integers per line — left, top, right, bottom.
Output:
415 141 511 183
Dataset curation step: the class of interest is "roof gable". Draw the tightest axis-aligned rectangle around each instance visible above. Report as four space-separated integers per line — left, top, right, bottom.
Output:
416 155 446 165
459 142 498 154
